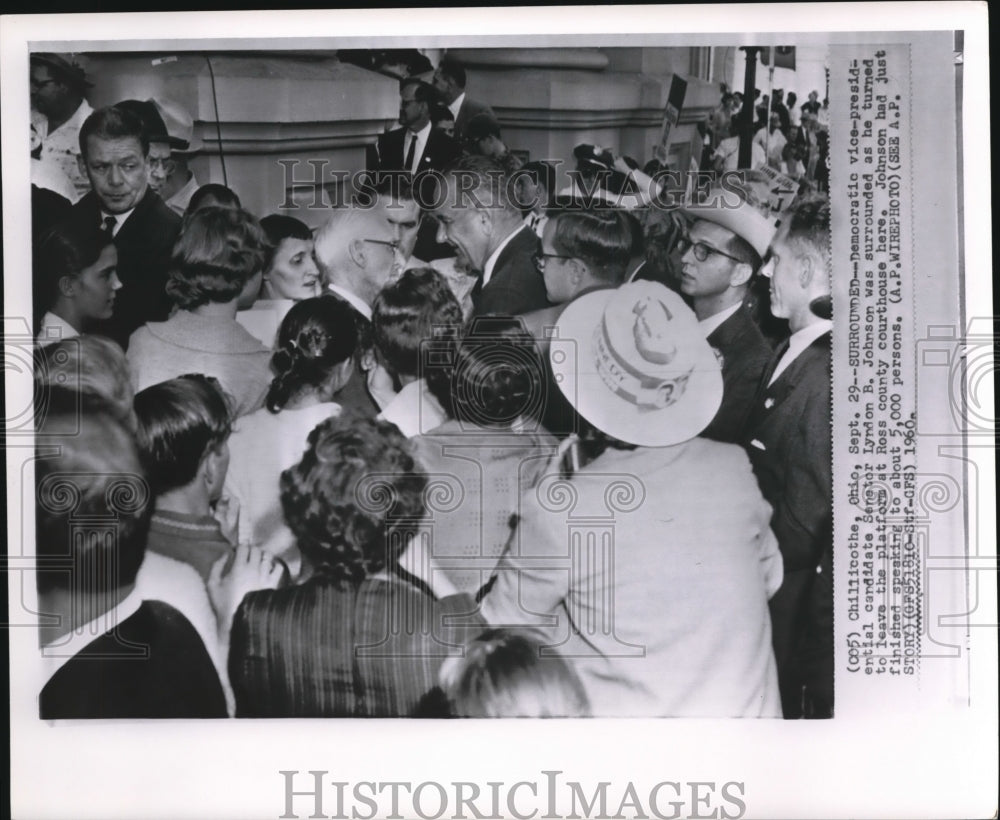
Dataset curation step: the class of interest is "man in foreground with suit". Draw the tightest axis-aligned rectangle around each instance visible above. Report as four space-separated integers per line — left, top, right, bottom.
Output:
62 105 181 349
432 57 496 141
433 154 550 317
743 196 833 718
677 197 774 443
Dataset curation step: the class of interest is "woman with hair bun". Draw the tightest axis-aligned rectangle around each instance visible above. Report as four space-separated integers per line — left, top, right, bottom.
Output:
228 414 486 717
224 296 359 577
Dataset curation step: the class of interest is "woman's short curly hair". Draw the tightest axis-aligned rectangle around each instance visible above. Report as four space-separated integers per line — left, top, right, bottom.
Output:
280 415 428 586
166 206 268 309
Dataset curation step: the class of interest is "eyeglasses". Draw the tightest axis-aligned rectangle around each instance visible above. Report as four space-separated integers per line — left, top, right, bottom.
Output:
533 252 574 271
363 238 399 251
677 234 744 264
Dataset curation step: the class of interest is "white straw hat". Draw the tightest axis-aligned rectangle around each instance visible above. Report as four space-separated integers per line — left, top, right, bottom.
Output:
551 281 722 447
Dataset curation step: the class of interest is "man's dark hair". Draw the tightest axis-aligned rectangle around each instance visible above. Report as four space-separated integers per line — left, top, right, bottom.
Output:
517 161 557 199
551 209 634 283
35 401 152 594
78 105 149 160
437 58 467 89
443 154 518 214
400 78 438 106
784 195 831 259
133 374 233 495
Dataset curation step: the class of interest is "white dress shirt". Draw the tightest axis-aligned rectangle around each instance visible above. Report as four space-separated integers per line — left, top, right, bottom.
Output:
405 121 432 174
698 302 741 338
448 92 466 121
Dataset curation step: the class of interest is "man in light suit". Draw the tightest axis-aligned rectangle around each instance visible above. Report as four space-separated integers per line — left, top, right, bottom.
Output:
61 105 181 349
432 57 495 142
433 154 550 317
677 199 775 443
743 196 833 719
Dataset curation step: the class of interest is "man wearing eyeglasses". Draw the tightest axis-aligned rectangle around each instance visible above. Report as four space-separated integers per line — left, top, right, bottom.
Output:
311 203 406 417
30 53 94 202
149 98 204 217
676 200 773 443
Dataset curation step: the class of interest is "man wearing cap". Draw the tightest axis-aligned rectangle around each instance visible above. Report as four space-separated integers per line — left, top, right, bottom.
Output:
744 196 833 718
63 105 181 349
148 98 203 216
432 57 495 142
463 114 523 176
114 99 176 202
434 154 549 317
30 53 95 201
480 280 783 717
677 198 774 443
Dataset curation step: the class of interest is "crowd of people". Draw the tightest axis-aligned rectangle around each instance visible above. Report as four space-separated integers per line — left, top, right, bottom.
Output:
699 83 830 191
31 50 834 720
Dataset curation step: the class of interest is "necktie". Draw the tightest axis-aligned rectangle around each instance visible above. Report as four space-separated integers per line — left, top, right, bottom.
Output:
404 133 417 174
102 215 118 237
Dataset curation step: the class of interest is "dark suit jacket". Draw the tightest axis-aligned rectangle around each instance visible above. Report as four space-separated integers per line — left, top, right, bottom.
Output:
39 600 227 719
64 188 181 349
701 305 773 443
742 330 832 715
474 225 550 317
322 290 379 418
372 126 462 177
454 96 496 141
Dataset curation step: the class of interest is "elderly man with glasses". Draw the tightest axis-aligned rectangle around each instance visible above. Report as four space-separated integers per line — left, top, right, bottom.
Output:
675 196 775 443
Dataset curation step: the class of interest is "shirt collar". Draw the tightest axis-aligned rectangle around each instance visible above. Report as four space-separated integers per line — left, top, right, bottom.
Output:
37 311 79 345
408 120 432 141
326 282 372 320
100 205 136 236
40 588 143 688
448 92 466 120
698 302 742 338
482 224 527 287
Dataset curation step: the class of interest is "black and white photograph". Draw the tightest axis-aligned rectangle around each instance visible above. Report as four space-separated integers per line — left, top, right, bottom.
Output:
3 4 995 819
